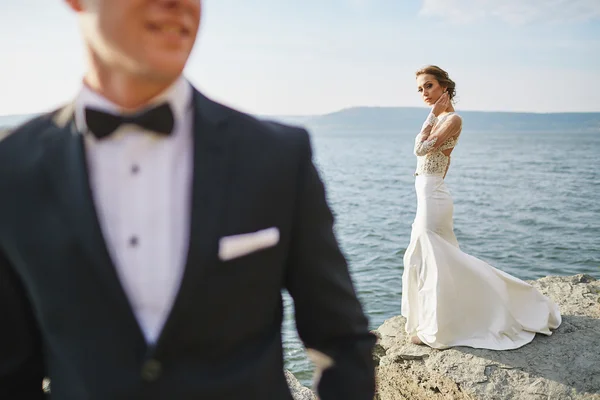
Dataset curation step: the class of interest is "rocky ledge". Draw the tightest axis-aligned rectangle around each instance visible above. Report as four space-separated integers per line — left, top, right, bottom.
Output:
286 370 317 400
373 274 600 400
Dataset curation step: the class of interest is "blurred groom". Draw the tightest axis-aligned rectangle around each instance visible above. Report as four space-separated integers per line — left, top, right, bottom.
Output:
0 0 376 399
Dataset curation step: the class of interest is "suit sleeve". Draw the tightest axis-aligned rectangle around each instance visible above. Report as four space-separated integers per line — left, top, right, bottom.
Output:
284 129 376 400
0 248 46 398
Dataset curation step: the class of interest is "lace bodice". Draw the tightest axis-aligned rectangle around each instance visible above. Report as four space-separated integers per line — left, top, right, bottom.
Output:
414 113 461 177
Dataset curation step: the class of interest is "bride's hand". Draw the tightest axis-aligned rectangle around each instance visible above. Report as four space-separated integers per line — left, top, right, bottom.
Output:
432 92 450 117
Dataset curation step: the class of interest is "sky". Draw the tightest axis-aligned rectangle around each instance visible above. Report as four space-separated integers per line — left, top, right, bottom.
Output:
0 0 599 116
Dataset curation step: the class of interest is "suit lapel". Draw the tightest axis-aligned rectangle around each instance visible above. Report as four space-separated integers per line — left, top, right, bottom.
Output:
43 104 147 348
42 89 233 354
152 89 232 350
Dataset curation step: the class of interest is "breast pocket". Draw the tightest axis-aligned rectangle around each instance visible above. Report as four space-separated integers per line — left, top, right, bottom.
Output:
218 227 280 262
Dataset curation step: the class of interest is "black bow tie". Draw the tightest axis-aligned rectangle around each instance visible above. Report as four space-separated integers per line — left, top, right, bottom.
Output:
85 102 175 139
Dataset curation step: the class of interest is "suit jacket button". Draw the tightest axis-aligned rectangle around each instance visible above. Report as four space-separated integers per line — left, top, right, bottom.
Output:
141 359 162 382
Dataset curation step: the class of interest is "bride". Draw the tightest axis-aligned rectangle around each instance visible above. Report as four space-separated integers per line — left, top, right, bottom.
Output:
401 65 562 350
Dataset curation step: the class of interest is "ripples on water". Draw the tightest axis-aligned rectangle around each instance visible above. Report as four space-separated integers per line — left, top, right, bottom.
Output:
283 129 600 385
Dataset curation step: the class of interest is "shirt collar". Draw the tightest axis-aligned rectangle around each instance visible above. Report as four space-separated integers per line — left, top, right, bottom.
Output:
74 76 192 136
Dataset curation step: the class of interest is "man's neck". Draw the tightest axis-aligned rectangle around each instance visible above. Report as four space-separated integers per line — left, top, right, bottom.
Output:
84 65 178 112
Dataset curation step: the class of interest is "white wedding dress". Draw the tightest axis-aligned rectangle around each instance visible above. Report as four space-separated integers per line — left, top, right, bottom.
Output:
401 112 562 350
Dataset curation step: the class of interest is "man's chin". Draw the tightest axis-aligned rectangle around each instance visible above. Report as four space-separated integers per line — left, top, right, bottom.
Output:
142 59 188 82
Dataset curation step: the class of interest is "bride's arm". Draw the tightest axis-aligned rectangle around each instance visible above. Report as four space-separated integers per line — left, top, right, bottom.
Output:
413 114 436 155
414 115 462 156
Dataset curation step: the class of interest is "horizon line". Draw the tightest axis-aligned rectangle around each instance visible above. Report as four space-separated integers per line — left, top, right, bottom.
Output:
259 105 600 118
2 105 600 120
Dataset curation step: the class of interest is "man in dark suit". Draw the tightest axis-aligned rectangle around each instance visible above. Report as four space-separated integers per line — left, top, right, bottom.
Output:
0 0 376 399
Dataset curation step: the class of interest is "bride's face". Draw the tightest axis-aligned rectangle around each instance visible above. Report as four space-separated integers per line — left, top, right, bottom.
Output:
416 74 445 106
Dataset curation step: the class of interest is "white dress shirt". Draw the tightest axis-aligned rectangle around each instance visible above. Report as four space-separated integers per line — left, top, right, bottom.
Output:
74 77 194 344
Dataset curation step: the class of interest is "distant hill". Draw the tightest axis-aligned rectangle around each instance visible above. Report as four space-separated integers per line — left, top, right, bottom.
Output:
265 107 600 133
2 107 600 134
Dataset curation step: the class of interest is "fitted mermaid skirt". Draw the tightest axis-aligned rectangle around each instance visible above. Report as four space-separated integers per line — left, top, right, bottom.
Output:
401 175 561 350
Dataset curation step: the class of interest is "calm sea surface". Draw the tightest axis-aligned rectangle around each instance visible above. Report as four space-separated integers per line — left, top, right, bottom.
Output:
283 128 600 385
2 116 599 387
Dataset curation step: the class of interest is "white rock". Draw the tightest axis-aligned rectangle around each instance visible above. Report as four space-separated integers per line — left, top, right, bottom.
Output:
374 274 600 400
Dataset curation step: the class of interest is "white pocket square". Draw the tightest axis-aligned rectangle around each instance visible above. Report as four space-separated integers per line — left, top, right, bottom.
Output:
218 227 280 261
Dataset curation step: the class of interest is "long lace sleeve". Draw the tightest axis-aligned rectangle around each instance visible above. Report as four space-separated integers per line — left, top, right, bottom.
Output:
414 114 437 156
414 135 437 156
414 115 462 156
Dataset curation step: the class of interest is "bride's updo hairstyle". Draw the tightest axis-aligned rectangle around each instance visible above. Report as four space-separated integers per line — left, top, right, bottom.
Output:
415 65 457 102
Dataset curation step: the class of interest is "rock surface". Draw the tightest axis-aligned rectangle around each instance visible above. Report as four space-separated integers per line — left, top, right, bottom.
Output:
286 370 317 400
374 274 600 400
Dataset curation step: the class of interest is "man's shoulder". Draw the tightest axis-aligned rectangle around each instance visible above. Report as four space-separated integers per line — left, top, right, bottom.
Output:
0 109 61 175
243 114 309 147
203 96 310 149
0 110 60 148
